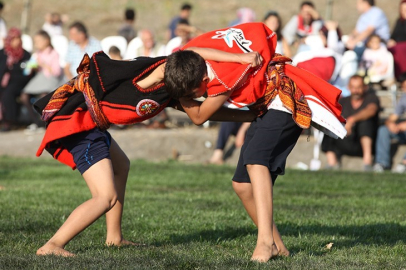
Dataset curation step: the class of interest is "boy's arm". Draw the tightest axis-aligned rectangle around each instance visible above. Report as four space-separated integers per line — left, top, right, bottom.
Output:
170 94 256 125
186 47 263 67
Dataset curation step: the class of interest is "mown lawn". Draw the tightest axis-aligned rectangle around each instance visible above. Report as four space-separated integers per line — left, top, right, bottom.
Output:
0 156 405 269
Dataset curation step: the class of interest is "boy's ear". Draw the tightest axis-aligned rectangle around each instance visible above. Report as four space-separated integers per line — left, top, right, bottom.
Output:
203 75 210 83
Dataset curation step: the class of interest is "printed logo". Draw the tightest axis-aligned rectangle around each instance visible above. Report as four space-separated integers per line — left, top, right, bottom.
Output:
212 28 253 53
136 99 160 116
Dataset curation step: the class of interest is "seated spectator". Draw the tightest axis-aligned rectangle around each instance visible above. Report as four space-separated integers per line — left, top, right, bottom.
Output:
374 73 406 172
321 75 380 171
263 11 291 58
118 8 137 43
137 29 165 57
282 1 323 52
0 2 7 43
359 34 390 79
167 3 192 41
0 28 31 131
108 45 122 60
64 21 102 80
42 12 64 37
345 0 390 60
20 30 62 132
229 7 256 27
387 0 406 80
209 122 250 165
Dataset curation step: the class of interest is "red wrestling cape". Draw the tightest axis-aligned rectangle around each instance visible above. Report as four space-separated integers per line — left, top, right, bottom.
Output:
34 51 170 169
183 22 346 138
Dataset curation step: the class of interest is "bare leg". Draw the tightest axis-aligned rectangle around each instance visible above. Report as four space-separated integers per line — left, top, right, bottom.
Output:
325 151 339 166
104 139 137 246
232 182 289 256
36 159 118 256
360 136 373 166
246 164 278 262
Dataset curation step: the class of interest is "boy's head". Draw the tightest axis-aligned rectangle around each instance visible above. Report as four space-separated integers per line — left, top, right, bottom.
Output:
164 50 208 99
108 46 122 60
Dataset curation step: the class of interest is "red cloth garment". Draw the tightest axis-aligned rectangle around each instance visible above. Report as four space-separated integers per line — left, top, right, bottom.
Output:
388 41 406 80
296 57 336 82
34 52 171 169
182 22 345 138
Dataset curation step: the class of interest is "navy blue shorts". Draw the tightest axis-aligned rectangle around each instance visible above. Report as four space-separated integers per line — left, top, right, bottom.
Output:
232 110 302 184
59 128 112 174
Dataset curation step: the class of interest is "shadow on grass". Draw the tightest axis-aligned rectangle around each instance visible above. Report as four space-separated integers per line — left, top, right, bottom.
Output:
167 222 405 249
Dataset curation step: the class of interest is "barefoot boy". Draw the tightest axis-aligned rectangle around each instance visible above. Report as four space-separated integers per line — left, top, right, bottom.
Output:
164 22 346 262
34 49 257 256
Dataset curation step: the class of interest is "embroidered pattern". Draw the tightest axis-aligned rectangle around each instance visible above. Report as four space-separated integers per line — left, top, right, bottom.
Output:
249 54 312 129
136 99 160 116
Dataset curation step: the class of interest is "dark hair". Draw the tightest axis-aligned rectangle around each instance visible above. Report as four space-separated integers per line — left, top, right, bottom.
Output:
177 18 190 26
125 8 136 21
69 21 88 38
263 11 282 41
108 45 121 55
181 3 192 10
300 1 315 9
362 0 375 6
0 2 4 10
349 74 365 84
366 33 381 44
164 50 206 100
35 29 53 49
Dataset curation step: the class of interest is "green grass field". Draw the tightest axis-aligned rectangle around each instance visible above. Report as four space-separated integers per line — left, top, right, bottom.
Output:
0 156 405 269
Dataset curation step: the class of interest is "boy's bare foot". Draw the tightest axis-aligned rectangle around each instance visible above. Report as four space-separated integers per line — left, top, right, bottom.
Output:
105 238 145 247
251 243 279 263
36 242 75 257
277 248 290 257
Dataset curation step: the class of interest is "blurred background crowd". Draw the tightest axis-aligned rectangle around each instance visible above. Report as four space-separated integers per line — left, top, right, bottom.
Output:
1 0 406 172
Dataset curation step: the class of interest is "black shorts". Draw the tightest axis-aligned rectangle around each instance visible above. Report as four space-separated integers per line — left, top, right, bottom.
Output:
233 109 302 184
59 128 112 174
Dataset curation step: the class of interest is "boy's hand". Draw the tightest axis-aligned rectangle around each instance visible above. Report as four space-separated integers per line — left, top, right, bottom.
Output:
237 52 263 67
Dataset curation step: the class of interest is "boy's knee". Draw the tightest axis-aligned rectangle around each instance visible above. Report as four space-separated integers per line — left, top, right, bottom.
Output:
96 192 118 210
232 181 252 198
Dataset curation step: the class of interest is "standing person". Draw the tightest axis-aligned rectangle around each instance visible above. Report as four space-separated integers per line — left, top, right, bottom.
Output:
322 75 380 171
0 28 31 131
0 2 7 44
64 21 102 80
20 30 62 132
118 8 137 43
167 3 192 41
33 47 257 256
373 74 406 172
345 0 390 59
164 22 346 262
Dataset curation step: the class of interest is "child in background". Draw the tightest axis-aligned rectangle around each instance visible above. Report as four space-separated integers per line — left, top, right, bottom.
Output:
21 30 62 132
360 34 390 78
164 22 346 262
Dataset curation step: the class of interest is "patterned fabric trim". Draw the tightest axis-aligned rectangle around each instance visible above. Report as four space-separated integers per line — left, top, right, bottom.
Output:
249 53 312 129
41 54 110 130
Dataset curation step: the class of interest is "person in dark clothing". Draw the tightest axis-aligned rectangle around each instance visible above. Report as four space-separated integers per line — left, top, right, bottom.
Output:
322 74 380 171
0 27 32 131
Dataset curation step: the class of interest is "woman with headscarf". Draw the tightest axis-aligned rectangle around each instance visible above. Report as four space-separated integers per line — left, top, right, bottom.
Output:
0 27 31 131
